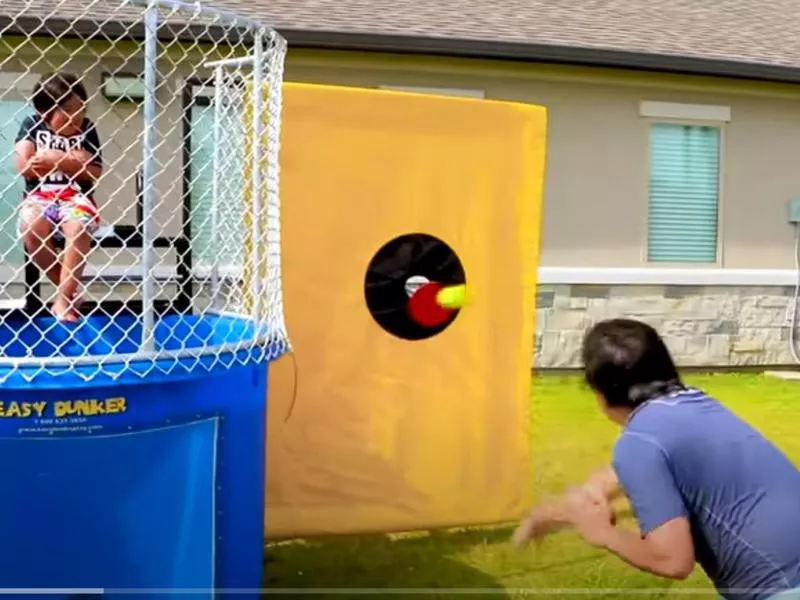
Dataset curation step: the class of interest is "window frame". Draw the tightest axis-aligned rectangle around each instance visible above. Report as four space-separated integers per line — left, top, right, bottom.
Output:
182 79 245 280
641 102 729 268
0 71 37 286
0 95 33 285
377 85 486 99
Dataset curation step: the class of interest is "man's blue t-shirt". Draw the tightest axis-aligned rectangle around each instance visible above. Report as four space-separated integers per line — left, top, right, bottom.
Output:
613 388 800 600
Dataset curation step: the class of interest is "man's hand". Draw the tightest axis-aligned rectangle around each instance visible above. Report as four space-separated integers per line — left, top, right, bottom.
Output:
564 486 616 548
512 466 622 549
583 466 623 502
512 504 561 548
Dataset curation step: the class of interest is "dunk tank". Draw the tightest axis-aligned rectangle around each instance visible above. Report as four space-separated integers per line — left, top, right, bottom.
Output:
0 0 287 595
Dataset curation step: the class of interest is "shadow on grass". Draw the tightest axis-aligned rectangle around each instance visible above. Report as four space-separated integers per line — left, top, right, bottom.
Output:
263 522 701 600
265 527 516 599
264 525 619 599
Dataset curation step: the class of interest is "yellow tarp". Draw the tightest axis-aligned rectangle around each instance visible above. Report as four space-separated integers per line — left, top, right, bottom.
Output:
266 83 547 539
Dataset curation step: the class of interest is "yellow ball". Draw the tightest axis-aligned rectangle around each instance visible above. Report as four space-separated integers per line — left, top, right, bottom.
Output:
436 284 467 309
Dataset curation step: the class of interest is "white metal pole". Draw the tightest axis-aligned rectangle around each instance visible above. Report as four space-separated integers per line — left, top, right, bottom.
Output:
204 56 256 69
209 66 223 311
140 0 158 352
251 30 264 322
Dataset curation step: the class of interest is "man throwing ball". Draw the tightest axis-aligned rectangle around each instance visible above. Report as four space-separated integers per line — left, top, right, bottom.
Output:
514 318 800 600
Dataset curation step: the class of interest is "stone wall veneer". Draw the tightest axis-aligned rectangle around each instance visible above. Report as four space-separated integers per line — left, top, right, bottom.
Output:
535 284 797 368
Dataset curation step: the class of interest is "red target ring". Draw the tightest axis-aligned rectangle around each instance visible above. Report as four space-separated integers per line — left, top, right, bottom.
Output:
407 282 456 328
364 233 466 341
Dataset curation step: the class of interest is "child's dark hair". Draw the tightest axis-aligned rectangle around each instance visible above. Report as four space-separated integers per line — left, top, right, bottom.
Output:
582 318 685 408
31 72 87 115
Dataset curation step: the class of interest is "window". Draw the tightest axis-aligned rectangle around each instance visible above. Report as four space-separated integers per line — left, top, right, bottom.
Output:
644 103 726 264
186 94 244 271
378 85 485 99
186 101 216 265
0 75 42 279
0 100 30 269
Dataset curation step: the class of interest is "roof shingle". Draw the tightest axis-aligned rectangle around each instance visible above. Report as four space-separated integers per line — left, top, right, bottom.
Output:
221 0 800 70
2 0 800 73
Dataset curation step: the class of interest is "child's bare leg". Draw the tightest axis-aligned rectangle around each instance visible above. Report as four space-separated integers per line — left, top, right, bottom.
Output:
56 219 92 321
21 210 60 288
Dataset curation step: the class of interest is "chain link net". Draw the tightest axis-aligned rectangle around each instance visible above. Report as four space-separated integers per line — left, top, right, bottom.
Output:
0 0 288 384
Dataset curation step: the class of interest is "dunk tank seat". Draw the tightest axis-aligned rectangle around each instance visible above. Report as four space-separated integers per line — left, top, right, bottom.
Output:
0 3 288 597
22 223 192 317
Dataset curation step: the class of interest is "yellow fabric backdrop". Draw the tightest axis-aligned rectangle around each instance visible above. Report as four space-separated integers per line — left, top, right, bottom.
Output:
266 83 547 539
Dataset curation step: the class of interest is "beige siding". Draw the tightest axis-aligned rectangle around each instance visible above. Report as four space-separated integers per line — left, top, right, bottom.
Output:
0 41 203 277
3 42 799 273
286 51 800 270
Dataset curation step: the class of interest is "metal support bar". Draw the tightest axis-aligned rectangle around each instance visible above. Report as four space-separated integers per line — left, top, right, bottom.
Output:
140 0 159 352
209 65 224 311
203 56 255 69
127 0 267 32
250 30 264 321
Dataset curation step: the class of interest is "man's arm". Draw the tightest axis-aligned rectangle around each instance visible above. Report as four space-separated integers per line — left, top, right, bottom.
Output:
562 486 694 579
584 465 624 501
512 466 625 546
597 434 695 579
602 517 695 580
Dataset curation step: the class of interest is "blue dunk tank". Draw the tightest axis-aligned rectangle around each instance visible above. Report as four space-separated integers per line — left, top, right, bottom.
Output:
0 1 289 596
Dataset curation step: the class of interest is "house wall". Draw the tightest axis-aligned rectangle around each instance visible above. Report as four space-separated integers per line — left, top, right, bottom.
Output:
284 51 800 271
283 50 800 368
3 38 800 367
0 38 242 310
535 284 795 368
0 39 189 285
0 41 188 233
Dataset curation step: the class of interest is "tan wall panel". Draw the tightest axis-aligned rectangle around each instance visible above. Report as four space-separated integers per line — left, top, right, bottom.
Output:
286 51 800 269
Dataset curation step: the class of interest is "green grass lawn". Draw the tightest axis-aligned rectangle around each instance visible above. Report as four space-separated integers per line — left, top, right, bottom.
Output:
265 373 800 599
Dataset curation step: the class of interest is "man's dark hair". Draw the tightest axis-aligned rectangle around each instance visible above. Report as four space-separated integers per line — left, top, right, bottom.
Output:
582 318 684 408
31 72 87 115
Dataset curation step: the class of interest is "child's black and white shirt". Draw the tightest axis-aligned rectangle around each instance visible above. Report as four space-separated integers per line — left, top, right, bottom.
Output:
15 115 103 198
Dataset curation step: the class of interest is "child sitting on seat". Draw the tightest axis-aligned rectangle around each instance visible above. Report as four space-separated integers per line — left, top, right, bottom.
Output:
14 72 103 322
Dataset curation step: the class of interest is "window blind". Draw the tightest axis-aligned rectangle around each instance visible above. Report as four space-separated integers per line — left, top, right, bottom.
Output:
648 122 721 263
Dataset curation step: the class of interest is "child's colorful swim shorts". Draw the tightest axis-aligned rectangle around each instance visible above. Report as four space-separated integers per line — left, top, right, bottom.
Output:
18 186 100 241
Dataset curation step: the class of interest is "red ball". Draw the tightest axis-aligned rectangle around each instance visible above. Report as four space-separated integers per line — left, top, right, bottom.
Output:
407 282 455 328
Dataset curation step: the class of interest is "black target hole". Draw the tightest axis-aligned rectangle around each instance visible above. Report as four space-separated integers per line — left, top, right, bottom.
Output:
364 233 466 341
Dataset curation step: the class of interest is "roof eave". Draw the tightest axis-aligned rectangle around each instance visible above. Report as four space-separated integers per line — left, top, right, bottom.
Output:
3 16 797 85
282 29 800 85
